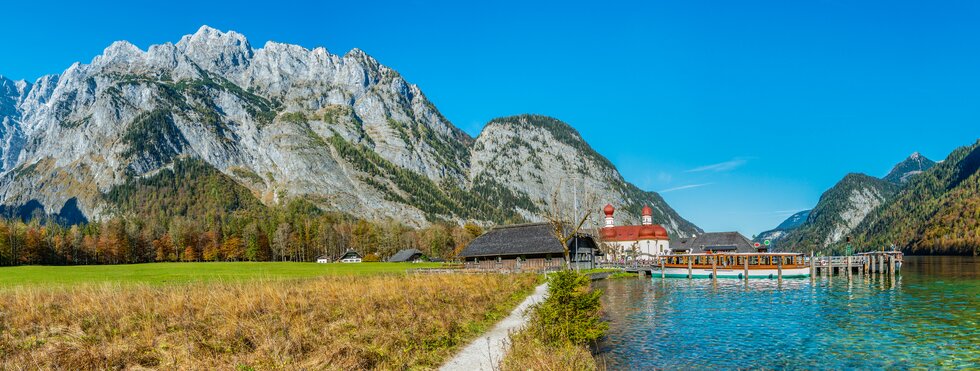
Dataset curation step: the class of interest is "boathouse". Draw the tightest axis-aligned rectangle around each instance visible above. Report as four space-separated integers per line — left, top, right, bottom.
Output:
669 232 758 254
388 248 427 263
458 223 599 271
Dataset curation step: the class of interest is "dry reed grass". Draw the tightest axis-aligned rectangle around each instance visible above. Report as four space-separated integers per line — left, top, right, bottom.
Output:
0 273 537 369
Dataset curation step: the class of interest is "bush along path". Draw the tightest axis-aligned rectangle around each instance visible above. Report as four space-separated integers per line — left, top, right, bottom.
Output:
501 270 608 370
440 281 550 371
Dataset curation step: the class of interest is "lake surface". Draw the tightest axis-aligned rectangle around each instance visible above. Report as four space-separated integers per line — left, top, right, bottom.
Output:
595 256 980 369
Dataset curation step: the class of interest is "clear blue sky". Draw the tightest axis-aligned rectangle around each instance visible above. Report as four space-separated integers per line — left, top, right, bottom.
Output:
2 0 979 236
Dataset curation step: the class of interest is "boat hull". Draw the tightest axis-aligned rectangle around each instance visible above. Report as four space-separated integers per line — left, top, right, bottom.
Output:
650 266 810 279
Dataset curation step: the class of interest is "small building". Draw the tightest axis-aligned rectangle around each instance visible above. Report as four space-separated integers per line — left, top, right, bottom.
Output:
315 254 332 264
600 204 671 261
669 232 757 254
388 248 427 263
338 249 363 263
458 223 598 271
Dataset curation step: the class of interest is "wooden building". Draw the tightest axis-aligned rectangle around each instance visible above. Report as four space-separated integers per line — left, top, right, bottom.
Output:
669 232 761 254
387 248 427 263
458 223 599 271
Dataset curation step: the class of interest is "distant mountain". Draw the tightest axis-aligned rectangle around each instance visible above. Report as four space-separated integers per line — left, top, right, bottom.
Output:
754 209 810 247
883 152 935 184
777 174 899 253
853 140 980 255
0 26 701 236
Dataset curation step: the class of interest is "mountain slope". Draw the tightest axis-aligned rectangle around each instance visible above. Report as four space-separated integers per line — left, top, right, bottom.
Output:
883 152 935 184
470 115 701 236
754 209 810 246
854 140 980 255
779 173 899 252
0 27 700 235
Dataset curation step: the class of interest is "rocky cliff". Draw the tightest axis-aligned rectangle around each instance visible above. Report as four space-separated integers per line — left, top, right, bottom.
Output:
0 26 701 236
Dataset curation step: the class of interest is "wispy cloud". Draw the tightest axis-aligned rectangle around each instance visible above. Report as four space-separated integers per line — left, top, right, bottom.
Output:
659 183 712 193
685 158 748 173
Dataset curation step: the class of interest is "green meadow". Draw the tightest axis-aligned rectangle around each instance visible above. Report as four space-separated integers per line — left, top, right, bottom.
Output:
0 262 442 287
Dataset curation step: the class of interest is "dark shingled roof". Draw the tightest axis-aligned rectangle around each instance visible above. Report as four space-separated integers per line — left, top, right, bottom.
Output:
339 250 362 260
388 248 425 262
458 223 564 258
671 232 756 253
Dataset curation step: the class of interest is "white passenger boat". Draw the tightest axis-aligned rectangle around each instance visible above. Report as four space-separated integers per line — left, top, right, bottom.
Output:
650 252 810 279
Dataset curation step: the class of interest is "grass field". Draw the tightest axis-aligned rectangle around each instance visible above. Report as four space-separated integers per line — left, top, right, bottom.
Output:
0 273 538 369
0 262 443 287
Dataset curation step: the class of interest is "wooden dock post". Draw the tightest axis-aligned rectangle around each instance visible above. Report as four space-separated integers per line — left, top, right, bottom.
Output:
777 257 783 281
687 256 692 279
711 256 717 280
809 252 815 281
889 255 895 276
744 256 750 281
846 256 852 280
660 258 665 279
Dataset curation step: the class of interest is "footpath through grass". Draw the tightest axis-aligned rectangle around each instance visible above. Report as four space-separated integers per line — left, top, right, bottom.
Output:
0 262 442 287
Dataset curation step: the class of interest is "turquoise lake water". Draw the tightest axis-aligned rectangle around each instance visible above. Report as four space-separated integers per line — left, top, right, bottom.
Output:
594 256 980 369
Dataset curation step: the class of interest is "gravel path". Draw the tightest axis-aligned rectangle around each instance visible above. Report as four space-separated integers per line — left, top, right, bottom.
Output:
439 282 549 371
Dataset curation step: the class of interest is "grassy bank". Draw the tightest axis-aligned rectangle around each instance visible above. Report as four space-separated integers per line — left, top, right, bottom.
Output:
502 271 607 370
0 262 441 287
0 273 537 369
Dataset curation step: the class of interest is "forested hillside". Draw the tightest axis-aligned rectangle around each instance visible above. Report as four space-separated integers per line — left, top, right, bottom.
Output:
854 140 980 255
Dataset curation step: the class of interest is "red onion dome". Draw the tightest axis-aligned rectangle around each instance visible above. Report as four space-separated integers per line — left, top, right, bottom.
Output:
653 225 669 239
603 204 615 217
641 204 653 216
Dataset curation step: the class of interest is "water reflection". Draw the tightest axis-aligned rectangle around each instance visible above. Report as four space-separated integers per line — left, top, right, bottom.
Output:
595 256 980 369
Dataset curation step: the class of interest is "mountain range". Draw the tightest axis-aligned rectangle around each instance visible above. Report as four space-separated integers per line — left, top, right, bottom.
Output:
0 26 701 236
761 146 980 255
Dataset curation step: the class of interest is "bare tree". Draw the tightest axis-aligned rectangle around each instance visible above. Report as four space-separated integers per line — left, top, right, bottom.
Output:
543 179 599 269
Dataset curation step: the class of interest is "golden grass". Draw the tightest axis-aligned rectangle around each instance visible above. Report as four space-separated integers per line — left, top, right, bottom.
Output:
0 273 538 369
501 331 599 371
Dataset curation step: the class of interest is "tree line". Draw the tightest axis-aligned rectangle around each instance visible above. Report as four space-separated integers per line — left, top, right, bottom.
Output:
0 213 483 266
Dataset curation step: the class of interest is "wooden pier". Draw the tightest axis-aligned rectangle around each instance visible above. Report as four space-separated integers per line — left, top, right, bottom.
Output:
807 251 903 277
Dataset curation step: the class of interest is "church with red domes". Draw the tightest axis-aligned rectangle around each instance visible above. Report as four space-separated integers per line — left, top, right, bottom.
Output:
600 204 671 261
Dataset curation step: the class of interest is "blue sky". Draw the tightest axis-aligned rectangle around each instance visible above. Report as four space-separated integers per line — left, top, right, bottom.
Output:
2 0 979 236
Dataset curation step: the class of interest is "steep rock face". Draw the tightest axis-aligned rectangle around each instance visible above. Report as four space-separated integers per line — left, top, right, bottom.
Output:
779 173 898 252
0 76 30 172
0 27 700 233
883 152 935 184
0 26 471 224
470 115 702 237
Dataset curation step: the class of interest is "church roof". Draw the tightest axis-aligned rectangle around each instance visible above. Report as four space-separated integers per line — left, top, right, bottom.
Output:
601 225 669 242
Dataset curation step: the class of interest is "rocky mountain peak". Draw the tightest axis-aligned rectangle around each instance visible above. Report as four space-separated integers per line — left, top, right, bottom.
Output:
884 152 935 184
176 25 254 76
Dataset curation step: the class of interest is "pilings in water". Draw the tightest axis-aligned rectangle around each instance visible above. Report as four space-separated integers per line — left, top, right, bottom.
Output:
809 252 902 278
687 257 692 279
777 258 783 282
744 257 750 282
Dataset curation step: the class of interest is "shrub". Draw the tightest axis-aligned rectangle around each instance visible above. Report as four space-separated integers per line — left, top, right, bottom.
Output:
502 270 606 370
362 253 381 262
532 270 607 345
